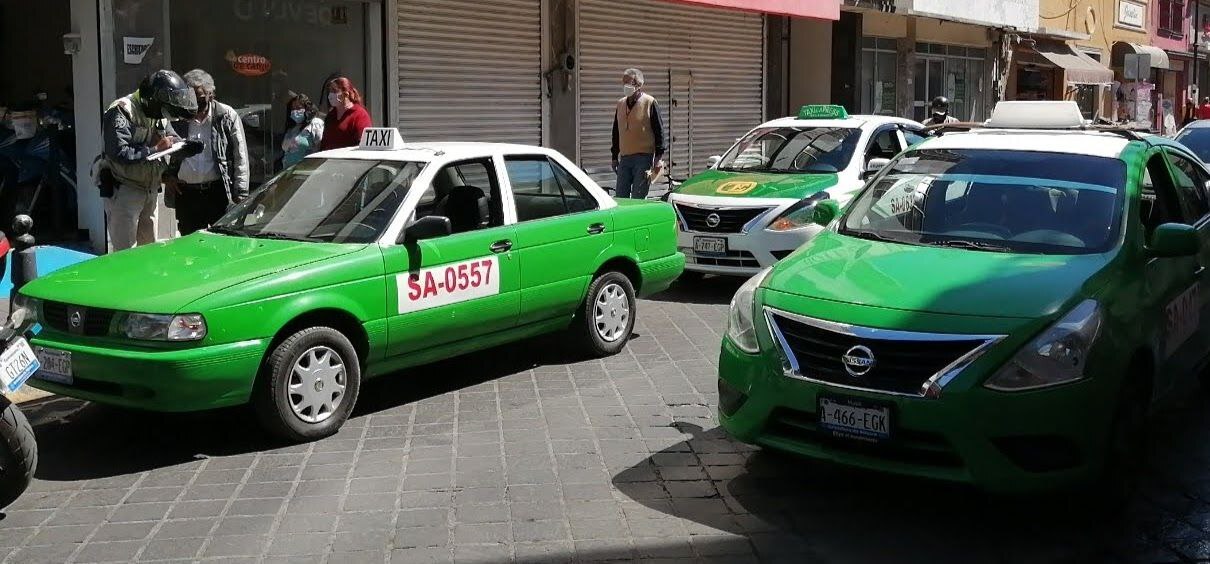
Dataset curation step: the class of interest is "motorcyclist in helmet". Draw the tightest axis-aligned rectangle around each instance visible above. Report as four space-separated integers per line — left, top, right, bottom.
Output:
922 96 959 126
101 69 202 251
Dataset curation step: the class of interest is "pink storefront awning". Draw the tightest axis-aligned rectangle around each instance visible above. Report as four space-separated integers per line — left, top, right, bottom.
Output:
670 0 840 20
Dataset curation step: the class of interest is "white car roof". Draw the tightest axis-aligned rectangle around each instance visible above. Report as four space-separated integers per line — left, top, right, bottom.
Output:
758 114 922 130
308 141 562 162
914 129 1132 159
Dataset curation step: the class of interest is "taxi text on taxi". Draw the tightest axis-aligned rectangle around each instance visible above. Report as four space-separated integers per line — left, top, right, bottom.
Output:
718 101 1210 493
16 129 685 440
668 105 923 276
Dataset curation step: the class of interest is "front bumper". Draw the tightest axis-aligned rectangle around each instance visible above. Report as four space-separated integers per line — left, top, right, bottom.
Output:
678 226 821 276
27 333 269 412
717 338 1118 493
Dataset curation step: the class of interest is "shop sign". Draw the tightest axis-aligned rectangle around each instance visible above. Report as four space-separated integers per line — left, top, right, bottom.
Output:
234 0 351 26
1117 0 1146 30
902 0 1037 30
227 52 271 77
122 37 154 65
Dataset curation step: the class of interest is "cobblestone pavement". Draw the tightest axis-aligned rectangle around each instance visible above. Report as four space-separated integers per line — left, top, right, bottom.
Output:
2 279 1210 563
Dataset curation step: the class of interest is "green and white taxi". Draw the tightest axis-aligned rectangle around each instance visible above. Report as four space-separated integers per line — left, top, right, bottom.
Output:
719 101 1210 493
17 129 684 441
669 105 923 276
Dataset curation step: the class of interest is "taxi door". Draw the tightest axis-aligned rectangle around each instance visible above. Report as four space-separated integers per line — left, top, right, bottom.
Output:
381 158 520 357
1160 149 1210 378
502 155 615 326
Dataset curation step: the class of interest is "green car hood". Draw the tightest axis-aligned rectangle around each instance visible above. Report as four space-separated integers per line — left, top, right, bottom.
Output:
673 169 840 199
766 231 1113 319
22 233 365 313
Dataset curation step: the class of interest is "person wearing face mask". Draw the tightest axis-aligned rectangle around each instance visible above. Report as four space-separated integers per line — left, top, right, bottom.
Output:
610 68 664 199
102 69 199 251
319 77 372 151
280 93 324 169
922 96 959 126
164 69 250 236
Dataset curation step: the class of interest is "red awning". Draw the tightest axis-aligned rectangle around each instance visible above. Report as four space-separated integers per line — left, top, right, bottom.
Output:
669 0 839 20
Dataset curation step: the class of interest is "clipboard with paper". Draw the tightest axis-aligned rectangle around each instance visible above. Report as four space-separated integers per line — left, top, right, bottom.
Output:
145 141 187 161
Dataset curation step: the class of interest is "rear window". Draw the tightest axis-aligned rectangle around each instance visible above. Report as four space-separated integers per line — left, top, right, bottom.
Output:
1174 127 1210 163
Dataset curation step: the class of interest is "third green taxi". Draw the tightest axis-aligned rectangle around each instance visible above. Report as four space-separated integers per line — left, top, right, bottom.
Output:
719 101 1210 493
17 129 684 441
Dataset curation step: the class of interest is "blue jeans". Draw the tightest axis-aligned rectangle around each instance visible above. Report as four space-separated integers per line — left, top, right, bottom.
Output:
615 153 654 199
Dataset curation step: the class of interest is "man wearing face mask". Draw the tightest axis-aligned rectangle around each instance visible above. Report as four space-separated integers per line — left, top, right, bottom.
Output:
102 69 199 251
610 68 664 199
165 69 250 236
922 96 959 126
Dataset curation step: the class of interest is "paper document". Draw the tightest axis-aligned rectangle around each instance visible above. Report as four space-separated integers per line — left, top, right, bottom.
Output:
146 141 186 161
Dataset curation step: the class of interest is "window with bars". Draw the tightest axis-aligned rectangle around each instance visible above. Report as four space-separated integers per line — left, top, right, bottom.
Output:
1159 0 1187 38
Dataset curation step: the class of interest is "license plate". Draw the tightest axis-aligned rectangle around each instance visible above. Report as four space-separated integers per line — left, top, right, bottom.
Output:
693 236 728 255
818 395 892 442
0 338 41 393
33 347 72 385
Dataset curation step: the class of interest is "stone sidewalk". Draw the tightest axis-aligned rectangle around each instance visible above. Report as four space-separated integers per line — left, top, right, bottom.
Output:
0 280 1208 563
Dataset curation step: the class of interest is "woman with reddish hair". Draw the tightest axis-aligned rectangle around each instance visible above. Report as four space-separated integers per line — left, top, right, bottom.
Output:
319 77 372 150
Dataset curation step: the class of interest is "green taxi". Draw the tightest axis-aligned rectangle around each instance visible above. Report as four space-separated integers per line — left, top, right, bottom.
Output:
718 102 1210 493
18 130 684 440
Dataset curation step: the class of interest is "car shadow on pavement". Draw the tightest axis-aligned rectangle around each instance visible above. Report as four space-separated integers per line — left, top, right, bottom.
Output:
611 394 1210 563
645 275 745 306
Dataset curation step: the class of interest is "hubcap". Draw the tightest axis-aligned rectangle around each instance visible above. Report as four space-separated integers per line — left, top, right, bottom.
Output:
287 345 346 424
593 282 630 342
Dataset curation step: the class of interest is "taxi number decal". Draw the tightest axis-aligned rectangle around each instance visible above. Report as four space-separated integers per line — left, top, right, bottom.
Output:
716 181 758 195
1165 284 1200 357
397 256 498 314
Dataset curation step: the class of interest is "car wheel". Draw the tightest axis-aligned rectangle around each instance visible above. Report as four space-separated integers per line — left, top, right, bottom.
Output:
1095 372 1148 505
576 271 636 357
0 398 36 509
256 326 361 442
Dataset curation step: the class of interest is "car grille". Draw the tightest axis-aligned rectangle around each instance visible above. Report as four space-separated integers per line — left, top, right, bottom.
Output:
684 249 761 269
675 204 771 233
766 310 992 396
42 301 117 336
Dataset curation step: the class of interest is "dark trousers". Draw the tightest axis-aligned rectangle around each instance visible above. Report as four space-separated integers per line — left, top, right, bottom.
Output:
176 182 231 236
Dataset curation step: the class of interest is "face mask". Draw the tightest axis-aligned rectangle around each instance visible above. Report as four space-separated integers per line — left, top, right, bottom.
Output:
623 84 637 97
290 109 307 123
328 92 342 108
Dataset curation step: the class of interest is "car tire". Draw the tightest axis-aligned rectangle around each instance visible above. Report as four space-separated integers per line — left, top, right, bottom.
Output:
575 271 636 357
0 398 36 509
1095 370 1149 506
256 327 361 442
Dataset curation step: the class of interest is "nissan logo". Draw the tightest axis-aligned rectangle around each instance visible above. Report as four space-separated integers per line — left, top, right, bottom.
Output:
69 311 83 328
841 345 876 377
705 213 722 228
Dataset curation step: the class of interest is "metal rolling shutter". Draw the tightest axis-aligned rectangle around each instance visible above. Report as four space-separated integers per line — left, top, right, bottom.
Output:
397 0 541 144
578 0 763 185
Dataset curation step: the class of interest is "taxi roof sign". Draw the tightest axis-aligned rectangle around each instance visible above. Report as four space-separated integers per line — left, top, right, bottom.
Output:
797 105 848 120
359 127 406 150
985 101 1085 129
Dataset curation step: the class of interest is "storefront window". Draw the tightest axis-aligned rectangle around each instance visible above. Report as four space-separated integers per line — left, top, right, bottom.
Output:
1074 85 1098 119
860 38 897 116
912 43 987 121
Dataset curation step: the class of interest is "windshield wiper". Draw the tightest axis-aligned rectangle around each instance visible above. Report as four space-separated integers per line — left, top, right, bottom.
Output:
207 225 248 237
247 231 319 242
930 239 1013 253
845 229 905 244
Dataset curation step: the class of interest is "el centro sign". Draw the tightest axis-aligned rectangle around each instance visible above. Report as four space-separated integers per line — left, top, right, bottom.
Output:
228 53 271 77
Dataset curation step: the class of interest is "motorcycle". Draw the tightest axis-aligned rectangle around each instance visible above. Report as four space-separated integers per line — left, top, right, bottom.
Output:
0 215 41 509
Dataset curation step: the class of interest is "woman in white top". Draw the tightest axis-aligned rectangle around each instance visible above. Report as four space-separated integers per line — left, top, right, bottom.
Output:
280 93 324 169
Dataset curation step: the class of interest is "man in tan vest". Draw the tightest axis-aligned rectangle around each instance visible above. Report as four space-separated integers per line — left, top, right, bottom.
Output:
611 68 664 199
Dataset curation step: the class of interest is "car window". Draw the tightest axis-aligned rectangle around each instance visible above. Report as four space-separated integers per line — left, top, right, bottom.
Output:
1142 154 1187 236
1166 150 1210 221
505 156 599 221
902 129 927 147
866 127 901 161
717 126 861 174
1174 127 1210 163
413 159 504 235
215 158 423 243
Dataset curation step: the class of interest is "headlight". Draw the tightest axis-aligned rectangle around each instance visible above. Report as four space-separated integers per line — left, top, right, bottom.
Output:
11 295 39 324
984 299 1102 392
726 267 773 354
766 192 830 232
124 313 207 341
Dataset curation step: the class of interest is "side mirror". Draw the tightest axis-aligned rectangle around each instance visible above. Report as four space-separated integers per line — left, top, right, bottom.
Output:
862 158 891 179
401 215 452 244
706 155 722 169
813 199 841 226
1149 223 1201 257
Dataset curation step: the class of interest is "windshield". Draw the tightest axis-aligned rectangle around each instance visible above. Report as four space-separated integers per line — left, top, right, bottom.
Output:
717 126 861 174
840 149 1126 255
213 158 424 243
1174 128 1210 163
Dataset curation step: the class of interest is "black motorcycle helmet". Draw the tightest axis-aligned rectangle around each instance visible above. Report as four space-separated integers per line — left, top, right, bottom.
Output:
137 70 197 120
930 96 951 113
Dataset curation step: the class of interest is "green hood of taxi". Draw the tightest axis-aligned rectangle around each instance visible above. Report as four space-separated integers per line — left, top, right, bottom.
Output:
673 169 840 199
765 231 1114 320
21 233 364 313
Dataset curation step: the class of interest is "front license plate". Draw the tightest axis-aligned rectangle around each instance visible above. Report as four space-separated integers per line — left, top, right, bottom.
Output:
818 395 892 442
0 338 41 393
693 236 728 255
33 347 72 385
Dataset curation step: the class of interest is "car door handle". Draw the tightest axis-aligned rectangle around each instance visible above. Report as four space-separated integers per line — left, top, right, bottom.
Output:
587 223 606 235
1196 264 1206 276
489 239 513 253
